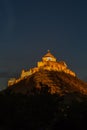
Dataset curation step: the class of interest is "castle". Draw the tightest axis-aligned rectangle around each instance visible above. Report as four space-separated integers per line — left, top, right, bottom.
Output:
8 50 76 86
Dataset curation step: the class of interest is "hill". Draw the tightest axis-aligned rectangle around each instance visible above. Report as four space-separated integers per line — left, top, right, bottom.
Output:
6 70 87 96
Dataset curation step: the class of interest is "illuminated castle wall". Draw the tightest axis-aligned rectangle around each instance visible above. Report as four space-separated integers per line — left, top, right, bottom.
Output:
8 50 76 86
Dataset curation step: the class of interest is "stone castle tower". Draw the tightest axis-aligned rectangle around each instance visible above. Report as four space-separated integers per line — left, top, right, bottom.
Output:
8 50 76 86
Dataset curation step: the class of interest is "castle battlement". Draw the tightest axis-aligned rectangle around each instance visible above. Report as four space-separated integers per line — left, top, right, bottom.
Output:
8 50 76 87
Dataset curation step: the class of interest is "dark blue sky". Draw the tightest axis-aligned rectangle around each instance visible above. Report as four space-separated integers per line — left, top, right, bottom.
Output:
0 0 87 89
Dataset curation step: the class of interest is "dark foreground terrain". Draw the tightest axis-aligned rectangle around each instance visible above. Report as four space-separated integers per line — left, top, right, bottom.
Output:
0 93 87 130
1 70 87 130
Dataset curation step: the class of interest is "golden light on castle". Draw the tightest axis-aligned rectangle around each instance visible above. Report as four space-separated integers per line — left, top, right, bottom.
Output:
8 50 76 86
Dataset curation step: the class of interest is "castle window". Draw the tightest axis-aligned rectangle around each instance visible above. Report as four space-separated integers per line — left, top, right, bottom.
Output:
47 57 52 61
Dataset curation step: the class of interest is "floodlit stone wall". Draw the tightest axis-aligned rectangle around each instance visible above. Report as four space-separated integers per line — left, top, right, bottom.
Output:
8 51 76 87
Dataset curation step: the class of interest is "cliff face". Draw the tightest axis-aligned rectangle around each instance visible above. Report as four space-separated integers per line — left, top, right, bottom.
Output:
7 70 87 96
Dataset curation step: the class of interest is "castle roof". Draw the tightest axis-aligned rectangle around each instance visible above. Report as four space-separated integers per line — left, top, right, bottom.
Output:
43 50 56 59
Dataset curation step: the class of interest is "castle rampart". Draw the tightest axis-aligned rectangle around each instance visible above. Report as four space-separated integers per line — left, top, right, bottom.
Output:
8 51 76 87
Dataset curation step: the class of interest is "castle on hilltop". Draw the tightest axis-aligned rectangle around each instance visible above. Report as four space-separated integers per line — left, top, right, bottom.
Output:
8 50 76 86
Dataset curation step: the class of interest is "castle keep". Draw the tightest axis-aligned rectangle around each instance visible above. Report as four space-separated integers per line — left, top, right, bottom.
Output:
8 50 76 86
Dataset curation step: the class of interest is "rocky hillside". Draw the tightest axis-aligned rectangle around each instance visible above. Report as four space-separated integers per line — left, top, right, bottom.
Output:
6 70 87 96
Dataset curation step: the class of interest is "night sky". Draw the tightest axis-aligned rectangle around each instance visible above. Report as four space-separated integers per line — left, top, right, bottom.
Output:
0 0 87 90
